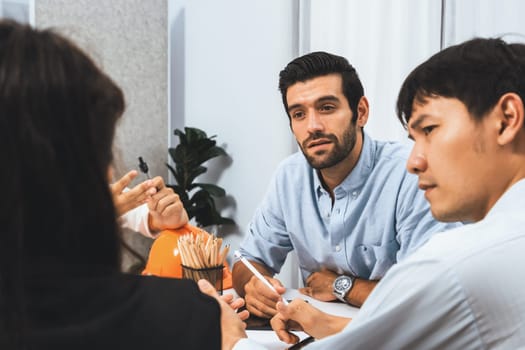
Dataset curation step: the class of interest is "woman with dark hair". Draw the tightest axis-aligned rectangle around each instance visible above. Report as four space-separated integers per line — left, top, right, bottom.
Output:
0 19 241 349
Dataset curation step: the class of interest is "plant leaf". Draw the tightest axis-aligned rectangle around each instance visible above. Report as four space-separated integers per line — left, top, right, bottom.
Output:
195 146 227 164
165 162 176 177
186 165 207 185
193 183 226 197
166 126 235 226
174 128 187 145
185 127 208 144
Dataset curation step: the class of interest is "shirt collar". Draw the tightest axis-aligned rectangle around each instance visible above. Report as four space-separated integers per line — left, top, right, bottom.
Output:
314 130 375 198
485 178 525 219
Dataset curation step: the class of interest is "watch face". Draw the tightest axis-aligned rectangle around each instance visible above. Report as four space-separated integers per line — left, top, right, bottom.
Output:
335 276 351 291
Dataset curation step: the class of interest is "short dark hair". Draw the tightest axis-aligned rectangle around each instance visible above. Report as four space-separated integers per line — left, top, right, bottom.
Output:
397 37 525 127
278 51 364 122
0 20 125 345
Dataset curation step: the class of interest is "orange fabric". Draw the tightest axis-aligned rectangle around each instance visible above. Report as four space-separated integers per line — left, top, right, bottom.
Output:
142 224 233 290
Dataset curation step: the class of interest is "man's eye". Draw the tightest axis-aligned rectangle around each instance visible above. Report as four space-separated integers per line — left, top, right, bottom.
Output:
422 125 436 135
292 111 304 119
320 105 335 112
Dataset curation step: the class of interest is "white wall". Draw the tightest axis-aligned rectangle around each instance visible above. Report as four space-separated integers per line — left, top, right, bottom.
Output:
168 0 298 280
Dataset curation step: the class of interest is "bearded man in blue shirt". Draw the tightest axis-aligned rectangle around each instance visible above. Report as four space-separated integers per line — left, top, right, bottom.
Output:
233 51 459 318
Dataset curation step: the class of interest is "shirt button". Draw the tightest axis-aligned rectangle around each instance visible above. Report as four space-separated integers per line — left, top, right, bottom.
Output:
352 191 358 197
335 245 341 252
335 208 340 214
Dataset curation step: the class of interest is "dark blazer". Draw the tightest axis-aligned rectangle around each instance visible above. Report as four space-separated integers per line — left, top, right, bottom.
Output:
18 271 221 349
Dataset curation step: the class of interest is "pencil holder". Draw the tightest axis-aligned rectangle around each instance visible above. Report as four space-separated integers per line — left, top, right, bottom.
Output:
181 264 224 295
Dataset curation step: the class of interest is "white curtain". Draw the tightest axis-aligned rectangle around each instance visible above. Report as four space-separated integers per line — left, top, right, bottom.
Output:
443 0 525 47
302 0 442 142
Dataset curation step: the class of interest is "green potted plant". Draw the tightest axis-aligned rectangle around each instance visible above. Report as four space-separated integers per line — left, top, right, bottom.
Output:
166 127 235 227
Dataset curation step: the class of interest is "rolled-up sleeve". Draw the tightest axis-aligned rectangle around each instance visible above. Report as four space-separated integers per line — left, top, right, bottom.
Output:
120 203 159 239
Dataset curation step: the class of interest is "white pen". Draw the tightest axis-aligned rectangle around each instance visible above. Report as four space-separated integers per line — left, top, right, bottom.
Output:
234 250 288 305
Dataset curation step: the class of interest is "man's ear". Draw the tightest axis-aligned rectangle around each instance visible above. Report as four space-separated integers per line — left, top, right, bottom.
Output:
497 93 525 145
356 96 369 127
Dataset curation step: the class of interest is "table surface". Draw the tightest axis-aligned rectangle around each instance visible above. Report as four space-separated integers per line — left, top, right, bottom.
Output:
228 288 359 350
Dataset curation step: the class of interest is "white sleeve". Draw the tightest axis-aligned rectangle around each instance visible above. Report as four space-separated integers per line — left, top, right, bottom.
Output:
119 203 159 238
304 260 483 350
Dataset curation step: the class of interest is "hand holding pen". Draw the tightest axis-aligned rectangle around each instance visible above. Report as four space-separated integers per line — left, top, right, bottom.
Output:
109 156 188 230
235 251 288 318
235 251 288 304
109 169 157 216
136 156 189 230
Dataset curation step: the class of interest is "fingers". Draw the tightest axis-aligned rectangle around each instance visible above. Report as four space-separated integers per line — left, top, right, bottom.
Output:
127 180 157 201
299 287 312 297
198 279 248 349
275 301 309 332
147 178 179 212
271 278 287 293
200 282 247 317
221 293 234 303
150 176 165 190
237 309 250 322
229 297 246 310
147 184 189 230
110 170 138 194
221 293 250 321
148 189 181 213
198 278 221 300
110 171 158 216
270 303 300 345
273 321 300 344
245 294 276 318
273 299 346 340
244 276 283 318
221 293 246 311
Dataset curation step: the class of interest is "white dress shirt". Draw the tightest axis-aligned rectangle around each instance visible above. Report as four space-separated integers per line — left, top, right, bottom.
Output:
235 179 525 349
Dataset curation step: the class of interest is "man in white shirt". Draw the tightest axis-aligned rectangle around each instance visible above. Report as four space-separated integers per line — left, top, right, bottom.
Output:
198 37 525 349
110 169 188 237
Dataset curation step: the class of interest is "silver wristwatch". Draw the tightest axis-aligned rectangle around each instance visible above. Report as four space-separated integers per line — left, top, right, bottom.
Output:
332 275 355 303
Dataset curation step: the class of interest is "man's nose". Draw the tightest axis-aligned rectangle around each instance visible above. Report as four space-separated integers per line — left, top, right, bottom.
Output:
307 111 324 133
407 151 427 174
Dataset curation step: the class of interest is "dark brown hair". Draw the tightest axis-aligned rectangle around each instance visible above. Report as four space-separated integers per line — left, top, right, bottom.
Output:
278 51 364 123
0 20 125 347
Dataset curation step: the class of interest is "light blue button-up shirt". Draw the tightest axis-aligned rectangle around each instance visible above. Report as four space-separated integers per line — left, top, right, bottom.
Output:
239 132 459 281
235 175 525 350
